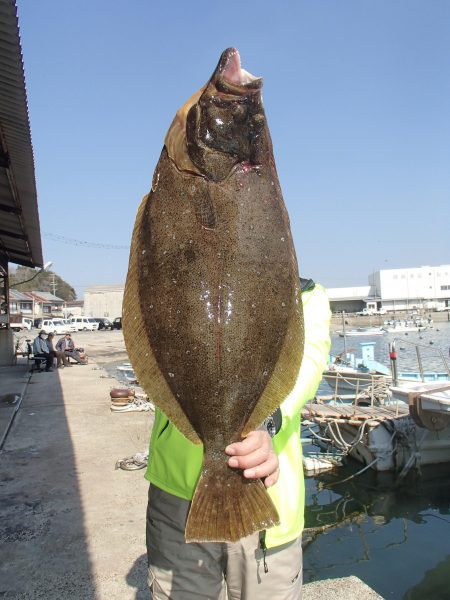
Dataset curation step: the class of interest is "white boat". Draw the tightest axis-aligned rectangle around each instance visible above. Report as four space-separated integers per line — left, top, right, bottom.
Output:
337 327 385 337
308 401 450 472
381 318 431 333
390 381 450 423
324 341 450 394
314 342 450 472
324 367 450 394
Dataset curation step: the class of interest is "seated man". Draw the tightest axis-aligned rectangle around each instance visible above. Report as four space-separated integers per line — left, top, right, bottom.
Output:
32 330 53 372
56 333 88 365
47 332 68 368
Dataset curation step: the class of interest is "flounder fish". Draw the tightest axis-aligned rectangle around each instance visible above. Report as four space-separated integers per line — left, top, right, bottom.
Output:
123 48 304 543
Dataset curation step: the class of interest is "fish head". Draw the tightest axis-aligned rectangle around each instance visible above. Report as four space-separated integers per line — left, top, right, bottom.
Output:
165 48 266 182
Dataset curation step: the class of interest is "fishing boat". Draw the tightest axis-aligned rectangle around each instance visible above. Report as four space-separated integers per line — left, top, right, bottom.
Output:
337 327 385 337
390 381 450 429
303 394 450 472
311 340 450 472
324 341 450 394
324 342 390 393
381 318 431 333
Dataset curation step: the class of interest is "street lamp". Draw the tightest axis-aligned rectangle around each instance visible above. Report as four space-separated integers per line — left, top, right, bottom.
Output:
13 261 53 287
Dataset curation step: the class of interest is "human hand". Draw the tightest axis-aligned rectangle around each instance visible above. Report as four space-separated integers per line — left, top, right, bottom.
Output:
225 430 279 488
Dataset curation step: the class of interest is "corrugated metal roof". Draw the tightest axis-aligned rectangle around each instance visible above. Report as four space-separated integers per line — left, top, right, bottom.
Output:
29 290 64 302
0 0 43 268
9 287 31 300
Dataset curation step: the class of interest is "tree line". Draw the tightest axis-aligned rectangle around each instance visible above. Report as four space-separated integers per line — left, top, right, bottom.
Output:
9 266 77 301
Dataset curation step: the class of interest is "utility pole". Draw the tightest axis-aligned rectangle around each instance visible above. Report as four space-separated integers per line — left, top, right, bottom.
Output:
51 273 57 296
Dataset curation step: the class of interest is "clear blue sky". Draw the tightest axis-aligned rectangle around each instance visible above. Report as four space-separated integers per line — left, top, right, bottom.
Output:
17 0 450 298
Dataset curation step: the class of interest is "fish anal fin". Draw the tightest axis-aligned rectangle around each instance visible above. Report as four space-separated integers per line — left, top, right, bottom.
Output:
243 306 304 436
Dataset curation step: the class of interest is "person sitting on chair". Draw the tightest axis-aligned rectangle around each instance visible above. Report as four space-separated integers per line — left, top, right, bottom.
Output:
56 333 87 365
32 330 53 372
47 332 68 368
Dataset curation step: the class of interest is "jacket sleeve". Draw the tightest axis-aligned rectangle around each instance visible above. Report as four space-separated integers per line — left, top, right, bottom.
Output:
280 283 331 418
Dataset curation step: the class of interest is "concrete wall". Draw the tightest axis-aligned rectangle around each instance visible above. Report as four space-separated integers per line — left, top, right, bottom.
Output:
84 286 124 319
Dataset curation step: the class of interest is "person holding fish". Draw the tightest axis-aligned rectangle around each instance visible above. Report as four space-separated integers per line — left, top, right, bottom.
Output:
123 49 331 599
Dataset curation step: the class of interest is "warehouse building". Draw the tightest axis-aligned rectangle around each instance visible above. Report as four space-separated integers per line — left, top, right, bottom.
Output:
327 265 450 314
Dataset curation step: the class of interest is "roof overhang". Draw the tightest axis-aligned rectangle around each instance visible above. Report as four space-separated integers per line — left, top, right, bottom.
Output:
0 0 43 268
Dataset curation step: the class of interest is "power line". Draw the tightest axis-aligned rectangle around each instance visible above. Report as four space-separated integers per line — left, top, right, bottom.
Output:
43 232 130 250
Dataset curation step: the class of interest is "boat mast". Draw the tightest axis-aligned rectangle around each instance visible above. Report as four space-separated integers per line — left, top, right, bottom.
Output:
342 310 347 355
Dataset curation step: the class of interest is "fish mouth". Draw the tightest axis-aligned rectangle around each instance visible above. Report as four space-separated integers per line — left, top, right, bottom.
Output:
214 48 262 95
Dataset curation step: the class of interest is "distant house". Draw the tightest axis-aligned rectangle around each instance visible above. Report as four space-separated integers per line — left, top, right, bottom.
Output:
9 289 34 316
20 291 65 318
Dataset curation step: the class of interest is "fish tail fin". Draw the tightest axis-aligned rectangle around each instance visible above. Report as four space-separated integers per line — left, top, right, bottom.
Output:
185 462 279 543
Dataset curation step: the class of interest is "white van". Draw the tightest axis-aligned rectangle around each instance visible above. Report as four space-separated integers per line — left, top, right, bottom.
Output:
42 319 71 335
70 316 99 331
61 318 77 332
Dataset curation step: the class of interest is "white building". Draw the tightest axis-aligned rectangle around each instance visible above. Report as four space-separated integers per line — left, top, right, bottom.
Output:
324 286 371 313
327 265 450 313
84 284 124 319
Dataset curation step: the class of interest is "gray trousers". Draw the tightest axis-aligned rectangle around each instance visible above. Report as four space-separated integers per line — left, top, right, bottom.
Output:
146 484 303 600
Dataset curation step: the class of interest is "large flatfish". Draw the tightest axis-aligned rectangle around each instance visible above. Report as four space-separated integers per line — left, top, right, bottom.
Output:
123 48 304 543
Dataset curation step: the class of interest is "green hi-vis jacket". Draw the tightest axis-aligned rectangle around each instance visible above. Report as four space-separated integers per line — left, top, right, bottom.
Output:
145 283 331 548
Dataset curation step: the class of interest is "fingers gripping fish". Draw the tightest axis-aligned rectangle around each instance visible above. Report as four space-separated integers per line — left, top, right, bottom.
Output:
123 48 304 543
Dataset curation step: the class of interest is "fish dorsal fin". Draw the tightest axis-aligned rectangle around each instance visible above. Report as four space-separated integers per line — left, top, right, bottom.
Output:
123 193 200 445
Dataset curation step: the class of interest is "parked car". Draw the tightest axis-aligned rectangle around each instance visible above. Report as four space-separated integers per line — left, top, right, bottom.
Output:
42 319 71 335
70 316 99 331
93 318 113 330
112 317 122 330
355 307 387 316
9 316 33 331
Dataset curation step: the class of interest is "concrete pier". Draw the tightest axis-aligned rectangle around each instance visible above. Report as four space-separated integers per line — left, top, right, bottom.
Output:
304 576 384 599
0 330 384 599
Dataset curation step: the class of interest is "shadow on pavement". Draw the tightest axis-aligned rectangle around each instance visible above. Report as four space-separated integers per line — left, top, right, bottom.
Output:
126 553 149 599
0 360 97 599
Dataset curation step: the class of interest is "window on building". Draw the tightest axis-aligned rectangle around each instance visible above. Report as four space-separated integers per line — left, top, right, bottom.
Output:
43 305 51 314
21 302 32 314
441 285 450 291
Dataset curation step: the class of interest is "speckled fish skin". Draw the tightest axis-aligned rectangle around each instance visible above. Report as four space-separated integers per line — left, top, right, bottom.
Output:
123 48 304 542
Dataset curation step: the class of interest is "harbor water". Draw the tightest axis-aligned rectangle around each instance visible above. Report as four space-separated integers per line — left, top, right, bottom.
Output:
303 322 450 599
